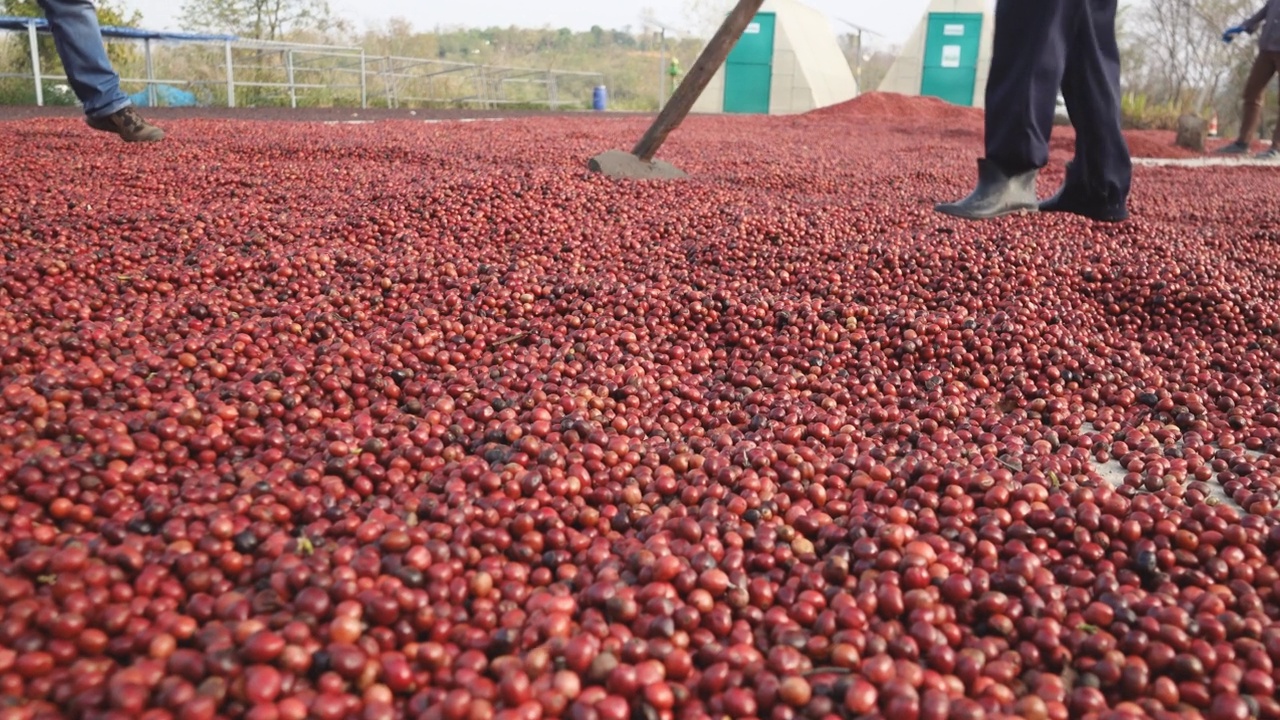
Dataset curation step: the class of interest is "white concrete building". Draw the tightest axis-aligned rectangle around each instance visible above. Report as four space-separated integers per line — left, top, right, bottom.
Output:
878 0 995 108
692 0 859 115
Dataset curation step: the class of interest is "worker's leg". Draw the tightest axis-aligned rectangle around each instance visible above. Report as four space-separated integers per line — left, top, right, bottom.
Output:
1040 0 1130 221
982 0 1080 175
1266 53 1280 153
936 0 1081 220
37 0 163 141
36 0 131 118
1220 51 1276 152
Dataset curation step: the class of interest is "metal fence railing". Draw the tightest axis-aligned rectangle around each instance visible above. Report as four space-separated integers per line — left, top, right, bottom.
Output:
0 17 607 111
370 55 604 110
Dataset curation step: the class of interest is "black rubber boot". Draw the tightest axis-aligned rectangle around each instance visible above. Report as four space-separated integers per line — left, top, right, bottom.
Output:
1039 162 1129 222
935 159 1039 220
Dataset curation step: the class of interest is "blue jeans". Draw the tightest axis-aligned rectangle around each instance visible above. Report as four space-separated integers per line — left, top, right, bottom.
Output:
37 0 131 118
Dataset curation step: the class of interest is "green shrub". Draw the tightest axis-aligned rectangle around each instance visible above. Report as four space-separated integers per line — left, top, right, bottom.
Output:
1121 92 1184 131
0 78 77 106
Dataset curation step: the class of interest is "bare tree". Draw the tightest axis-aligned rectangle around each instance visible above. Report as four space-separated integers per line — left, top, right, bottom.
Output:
1123 0 1257 112
857 50 897 95
1 0 141 69
683 0 733 39
178 0 340 41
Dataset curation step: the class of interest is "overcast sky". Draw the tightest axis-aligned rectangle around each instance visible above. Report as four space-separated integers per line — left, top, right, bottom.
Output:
119 0 963 48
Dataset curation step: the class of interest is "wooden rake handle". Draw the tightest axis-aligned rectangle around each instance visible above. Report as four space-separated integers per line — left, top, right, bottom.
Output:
631 0 768 162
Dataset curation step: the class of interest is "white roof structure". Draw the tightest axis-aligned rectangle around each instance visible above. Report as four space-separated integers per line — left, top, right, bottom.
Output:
692 0 859 115
878 0 995 108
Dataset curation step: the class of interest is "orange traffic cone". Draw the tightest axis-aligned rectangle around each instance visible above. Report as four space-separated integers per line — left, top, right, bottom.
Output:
1209 111 1219 138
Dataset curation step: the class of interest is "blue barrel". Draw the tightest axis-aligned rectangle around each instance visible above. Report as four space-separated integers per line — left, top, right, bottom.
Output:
592 85 607 111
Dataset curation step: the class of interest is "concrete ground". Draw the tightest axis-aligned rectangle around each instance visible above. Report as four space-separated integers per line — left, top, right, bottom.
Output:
1132 155 1280 168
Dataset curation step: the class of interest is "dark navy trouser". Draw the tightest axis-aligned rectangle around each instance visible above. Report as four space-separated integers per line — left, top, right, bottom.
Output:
984 0 1132 205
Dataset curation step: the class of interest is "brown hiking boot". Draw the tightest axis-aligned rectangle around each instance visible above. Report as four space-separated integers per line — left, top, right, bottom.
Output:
85 106 165 143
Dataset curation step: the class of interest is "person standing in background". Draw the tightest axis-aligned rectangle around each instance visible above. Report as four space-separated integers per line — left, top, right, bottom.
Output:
37 0 165 142
1219 2 1280 160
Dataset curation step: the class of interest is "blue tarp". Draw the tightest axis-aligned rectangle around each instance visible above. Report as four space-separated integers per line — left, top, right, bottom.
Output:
130 83 197 107
0 16 235 43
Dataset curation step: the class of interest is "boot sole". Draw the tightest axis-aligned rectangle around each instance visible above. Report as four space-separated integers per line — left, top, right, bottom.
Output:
84 118 165 142
934 204 1039 220
1039 206 1131 220
1039 197 1128 222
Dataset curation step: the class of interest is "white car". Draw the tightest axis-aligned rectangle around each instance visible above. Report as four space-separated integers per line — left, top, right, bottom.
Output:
1055 94 1069 123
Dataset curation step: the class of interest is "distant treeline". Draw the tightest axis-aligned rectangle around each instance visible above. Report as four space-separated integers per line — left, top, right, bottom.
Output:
354 22 711 110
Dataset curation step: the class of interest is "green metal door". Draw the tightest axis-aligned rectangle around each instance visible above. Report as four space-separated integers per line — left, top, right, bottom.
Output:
920 13 983 106
724 12 775 114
